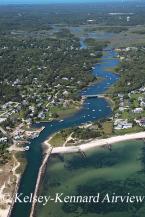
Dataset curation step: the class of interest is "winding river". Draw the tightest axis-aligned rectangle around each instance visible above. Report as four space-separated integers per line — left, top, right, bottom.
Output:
10 39 119 217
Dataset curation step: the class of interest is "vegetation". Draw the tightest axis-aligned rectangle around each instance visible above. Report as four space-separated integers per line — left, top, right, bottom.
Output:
111 49 145 94
49 132 67 147
49 119 114 147
85 26 129 33
132 29 145 34
84 38 109 50
0 143 10 165
72 127 101 140
15 152 27 174
1 3 145 27
0 33 104 121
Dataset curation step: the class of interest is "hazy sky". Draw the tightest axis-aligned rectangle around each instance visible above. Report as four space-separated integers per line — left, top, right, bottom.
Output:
0 0 131 5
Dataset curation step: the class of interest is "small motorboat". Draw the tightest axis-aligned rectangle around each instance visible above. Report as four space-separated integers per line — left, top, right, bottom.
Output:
24 146 30 151
59 119 64 122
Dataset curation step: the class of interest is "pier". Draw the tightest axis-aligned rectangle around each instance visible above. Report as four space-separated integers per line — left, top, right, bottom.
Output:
78 148 87 158
29 145 53 217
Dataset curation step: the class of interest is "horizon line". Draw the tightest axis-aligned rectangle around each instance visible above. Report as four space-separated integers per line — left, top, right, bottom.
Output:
0 0 141 6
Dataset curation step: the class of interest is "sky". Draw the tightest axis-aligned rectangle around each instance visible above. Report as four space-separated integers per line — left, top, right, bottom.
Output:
0 0 135 5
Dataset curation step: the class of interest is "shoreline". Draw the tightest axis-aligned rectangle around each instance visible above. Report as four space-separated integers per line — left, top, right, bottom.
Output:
0 154 21 217
30 131 145 216
7 47 119 217
0 126 45 217
51 131 145 154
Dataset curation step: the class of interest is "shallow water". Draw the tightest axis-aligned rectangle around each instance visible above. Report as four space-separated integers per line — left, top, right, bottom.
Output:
36 140 145 217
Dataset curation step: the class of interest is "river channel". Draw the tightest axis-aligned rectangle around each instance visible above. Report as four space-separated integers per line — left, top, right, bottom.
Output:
10 38 119 217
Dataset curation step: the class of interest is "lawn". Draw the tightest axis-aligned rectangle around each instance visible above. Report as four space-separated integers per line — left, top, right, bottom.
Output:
49 133 66 147
102 121 113 135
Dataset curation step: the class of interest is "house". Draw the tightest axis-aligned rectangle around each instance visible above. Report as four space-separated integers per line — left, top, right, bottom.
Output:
0 137 8 143
119 107 126 112
114 119 133 130
133 108 143 113
122 123 133 129
38 112 45 119
0 118 7 124
114 124 123 130
140 119 145 127
63 90 69 97
140 101 145 107
139 87 145 92
118 93 124 98
87 19 95 23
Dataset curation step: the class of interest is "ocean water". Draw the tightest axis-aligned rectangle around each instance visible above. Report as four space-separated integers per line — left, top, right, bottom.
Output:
36 140 145 217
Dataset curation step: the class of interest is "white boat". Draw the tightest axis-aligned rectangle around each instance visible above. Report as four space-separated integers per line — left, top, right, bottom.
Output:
59 119 64 122
24 146 30 151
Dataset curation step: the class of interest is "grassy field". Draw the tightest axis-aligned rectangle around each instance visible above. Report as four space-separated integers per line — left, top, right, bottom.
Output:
47 102 81 120
49 133 66 147
102 121 113 135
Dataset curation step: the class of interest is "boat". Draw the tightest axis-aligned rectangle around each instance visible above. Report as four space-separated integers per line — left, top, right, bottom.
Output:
59 119 64 122
24 146 30 151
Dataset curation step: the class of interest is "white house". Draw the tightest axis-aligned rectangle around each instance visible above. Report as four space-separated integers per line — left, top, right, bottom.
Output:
133 108 143 113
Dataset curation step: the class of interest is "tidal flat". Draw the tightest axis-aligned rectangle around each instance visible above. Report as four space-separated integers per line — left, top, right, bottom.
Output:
36 140 145 217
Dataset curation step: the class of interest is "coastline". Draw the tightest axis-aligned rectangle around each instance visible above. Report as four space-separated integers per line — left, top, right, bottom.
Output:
7 44 120 217
51 131 145 154
0 126 45 217
104 95 116 110
30 131 145 216
0 154 21 217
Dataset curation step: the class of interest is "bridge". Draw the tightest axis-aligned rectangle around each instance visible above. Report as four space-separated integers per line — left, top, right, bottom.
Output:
82 94 106 99
82 93 114 99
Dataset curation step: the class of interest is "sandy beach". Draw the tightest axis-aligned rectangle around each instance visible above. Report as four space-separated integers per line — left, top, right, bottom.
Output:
52 131 145 154
0 154 21 217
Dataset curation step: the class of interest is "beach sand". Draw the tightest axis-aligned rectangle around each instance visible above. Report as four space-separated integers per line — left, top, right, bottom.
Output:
52 131 145 154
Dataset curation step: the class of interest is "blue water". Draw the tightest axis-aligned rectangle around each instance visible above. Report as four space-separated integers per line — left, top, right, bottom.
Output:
82 50 119 95
10 43 119 217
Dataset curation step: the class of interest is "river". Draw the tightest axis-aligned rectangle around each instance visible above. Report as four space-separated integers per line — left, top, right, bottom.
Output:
10 38 119 217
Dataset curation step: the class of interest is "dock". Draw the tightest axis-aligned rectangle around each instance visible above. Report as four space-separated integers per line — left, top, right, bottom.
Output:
78 148 87 158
